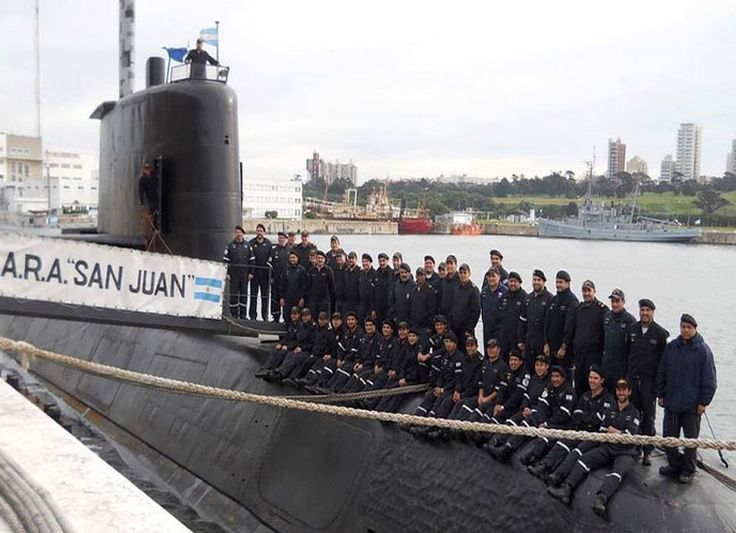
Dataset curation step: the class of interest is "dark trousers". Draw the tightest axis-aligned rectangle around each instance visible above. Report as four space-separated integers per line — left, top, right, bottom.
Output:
307 298 330 317
270 279 283 322
523 342 544 374
566 446 636 500
264 348 289 370
539 438 578 472
229 276 248 319
415 389 453 418
552 440 599 478
663 410 701 475
249 271 270 320
630 376 657 452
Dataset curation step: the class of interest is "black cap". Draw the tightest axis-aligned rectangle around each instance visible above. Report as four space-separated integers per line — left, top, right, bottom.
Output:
362 253 373 262
551 365 567 378
392 252 403 260
486 266 500 277
465 336 478 346
438 262 447 270
680 313 698 328
616 378 631 390
318 311 329 320
589 364 604 379
331 312 342 319
363 316 376 326
509 349 524 360
556 270 571 282
508 271 522 283
382 319 395 331
532 269 546 281
256 223 266 231
459 263 470 273
408 327 421 336
378 252 389 260
424 255 435 263
639 298 656 310
582 279 595 290
433 314 448 324
277 231 287 237
316 250 326 258
290 306 301 314
444 330 458 343
486 338 500 348
608 288 625 300
301 307 312 315
397 321 409 330
415 267 426 277
535 353 549 364
235 225 245 233
399 263 411 272
445 254 457 264
288 249 299 257
345 311 359 320
301 229 309 236
489 249 503 259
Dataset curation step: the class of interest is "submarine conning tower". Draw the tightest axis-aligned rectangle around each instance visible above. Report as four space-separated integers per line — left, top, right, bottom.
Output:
90 59 241 261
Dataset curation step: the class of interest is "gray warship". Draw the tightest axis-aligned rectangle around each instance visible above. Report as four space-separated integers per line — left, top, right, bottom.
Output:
0 8 734 533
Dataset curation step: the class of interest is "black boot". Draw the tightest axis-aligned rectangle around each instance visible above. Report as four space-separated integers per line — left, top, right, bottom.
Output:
490 443 512 463
642 451 652 466
659 465 680 478
528 462 548 479
519 452 537 466
546 470 565 488
591 493 608 519
254 369 269 379
547 483 572 504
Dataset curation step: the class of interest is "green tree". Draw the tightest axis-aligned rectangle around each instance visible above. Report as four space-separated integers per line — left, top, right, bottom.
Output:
696 189 730 214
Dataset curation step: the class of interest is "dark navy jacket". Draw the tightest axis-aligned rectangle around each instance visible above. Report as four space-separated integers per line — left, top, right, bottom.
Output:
399 342 422 383
280 264 308 304
572 389 613 432
496 367 528 415
388 277 415 323
656 333 717 414
601 308 637 383
481 282 507 336
544 288 579 352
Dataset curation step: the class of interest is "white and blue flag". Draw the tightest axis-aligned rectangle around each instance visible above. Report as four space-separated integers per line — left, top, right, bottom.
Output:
199 27 218 46
194 276 223 304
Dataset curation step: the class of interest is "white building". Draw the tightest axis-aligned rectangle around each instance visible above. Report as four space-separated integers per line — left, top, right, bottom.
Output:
675 123 702 181
659 154 676 182
243 178 302 220
0 133 45 212
44 151 99 212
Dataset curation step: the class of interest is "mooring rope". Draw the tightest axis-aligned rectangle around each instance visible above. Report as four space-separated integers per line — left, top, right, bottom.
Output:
1 336 735 451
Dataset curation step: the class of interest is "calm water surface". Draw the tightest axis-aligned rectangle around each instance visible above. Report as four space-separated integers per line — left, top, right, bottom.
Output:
308 234 736 438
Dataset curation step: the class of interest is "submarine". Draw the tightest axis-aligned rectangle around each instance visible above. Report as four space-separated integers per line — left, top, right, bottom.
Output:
0 7 735 533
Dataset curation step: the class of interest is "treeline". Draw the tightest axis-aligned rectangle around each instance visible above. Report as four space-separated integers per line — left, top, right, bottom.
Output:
302 171 736 221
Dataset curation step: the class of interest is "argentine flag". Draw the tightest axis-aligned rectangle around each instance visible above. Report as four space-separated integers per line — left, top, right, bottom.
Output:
194 276 224 304
199 27 218 46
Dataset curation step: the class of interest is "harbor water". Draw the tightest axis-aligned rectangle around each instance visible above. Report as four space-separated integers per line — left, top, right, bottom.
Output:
308 234 736 439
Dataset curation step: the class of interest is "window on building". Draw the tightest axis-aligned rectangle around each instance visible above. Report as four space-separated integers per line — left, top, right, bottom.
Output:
72 164 82 169
61 164 71 169
77 186 84 190
63 186 69 189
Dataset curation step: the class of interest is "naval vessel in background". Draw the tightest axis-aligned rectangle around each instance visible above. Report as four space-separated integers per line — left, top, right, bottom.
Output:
0 6 734 533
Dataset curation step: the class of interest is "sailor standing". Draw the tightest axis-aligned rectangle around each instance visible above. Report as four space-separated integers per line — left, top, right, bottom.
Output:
223 226 251 319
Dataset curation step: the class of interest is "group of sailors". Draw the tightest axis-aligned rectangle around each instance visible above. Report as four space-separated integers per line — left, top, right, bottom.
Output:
226 225 718 519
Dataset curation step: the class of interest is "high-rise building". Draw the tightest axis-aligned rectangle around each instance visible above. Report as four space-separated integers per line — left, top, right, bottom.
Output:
626 155 649 176
660 154 676 182
305 151 358 186
675 123 702 181
607 138 626 178
728 139 736 174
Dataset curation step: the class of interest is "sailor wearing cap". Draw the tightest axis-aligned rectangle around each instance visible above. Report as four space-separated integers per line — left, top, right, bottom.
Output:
543 270 579 371
223 225 252 319
571 280 609 397
269 231 290 322
306 251 336 316
548 378 641 520
625 298 669 466
656 313 717 484
494 271 527 361
519 269 553 374
601 289 636 391
481 266 508 349
409 268 438 338
388 263 415 324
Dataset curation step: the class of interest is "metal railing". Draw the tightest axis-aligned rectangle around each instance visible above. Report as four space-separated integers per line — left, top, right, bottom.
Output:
170 64 230 83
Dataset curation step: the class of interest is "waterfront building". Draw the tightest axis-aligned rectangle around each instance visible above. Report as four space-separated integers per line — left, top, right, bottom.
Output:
0 133 45 212
306 151 358 185
675 123 702 181
660 154 676 182
607 137 626 178
728 139 736 174
626 155 648 176
243 178 303 220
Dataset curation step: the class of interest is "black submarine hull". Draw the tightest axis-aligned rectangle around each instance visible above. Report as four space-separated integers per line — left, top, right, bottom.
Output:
0 307 733 533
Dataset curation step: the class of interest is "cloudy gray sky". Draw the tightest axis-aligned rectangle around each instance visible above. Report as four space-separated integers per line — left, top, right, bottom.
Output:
1 0 734 182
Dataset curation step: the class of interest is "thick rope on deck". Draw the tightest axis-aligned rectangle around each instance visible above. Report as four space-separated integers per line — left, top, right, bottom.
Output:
2 336 735 451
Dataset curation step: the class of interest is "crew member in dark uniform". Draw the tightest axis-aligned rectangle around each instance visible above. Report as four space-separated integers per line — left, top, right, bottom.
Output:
656 313 717 484
248 224 272 321
326 235 342 270
489 249 509 285
626 298 669 465
438 255 459 317
138 162 159 218
543 270 578 371
372 253 393 322
601 288 636 390
547 378 641 519
388 263 415 324
409 268 437 338
343 252 362 317
493 271 527 361
519 269 553 374
223 226 251 319
306 251 335 315
481 267 507 350
449 263 481 344
569 280 608 397
424 255 441 293
333 250 348 315
185 38 219 78
358 253 377 320
269 232 290 323
454 338 509 423
293 230 317 269
280 250 307 324
375 327 424 413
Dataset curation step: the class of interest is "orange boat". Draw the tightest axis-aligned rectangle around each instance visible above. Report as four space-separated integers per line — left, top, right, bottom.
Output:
451 222 482 236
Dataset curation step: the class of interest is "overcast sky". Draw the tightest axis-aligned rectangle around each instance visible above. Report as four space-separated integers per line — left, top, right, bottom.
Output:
1 0 735 182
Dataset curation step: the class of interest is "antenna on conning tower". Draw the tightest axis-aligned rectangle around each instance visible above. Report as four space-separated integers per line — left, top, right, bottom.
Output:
119 0 135 98
33 0 41 137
